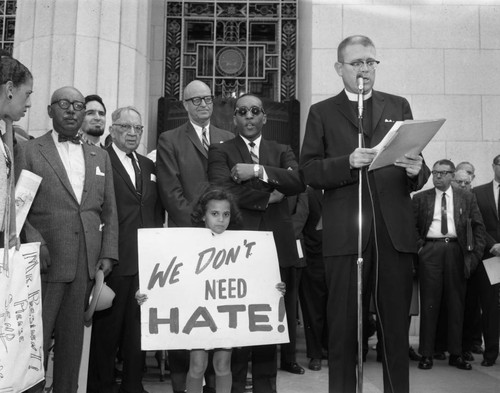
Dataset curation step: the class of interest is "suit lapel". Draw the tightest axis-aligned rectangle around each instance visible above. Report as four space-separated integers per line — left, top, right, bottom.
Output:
185 123 207 158
452 188 462 226
335 92 358 128
38 132 78 202
81 143 99 206
485 181 497 220
371 90 386 134
425 190 436 231
107 146 139 199
236 136 253 164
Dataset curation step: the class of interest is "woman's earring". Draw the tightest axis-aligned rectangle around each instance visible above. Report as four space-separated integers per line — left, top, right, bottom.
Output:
8 94 12 99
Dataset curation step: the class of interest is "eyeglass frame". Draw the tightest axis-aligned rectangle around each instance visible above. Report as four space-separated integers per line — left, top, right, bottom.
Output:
51 99 85 111
340 59 380 72
184 96 214 106
431 170 454 177
452 179 471 186
112 123 144 134
234 106 266 117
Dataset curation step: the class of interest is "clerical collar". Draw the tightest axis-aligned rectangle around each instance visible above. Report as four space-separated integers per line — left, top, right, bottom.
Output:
345 89 372 102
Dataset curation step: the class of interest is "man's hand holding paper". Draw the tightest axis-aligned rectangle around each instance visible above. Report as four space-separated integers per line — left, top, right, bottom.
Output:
349 147 377 169
395 153 423 178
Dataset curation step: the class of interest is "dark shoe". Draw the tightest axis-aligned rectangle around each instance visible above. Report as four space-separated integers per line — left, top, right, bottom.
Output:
418 356 433 370
409 347 422 361
449 355 472 370
481 359 495 367
471 344 484 354
462 351 474 362
433 351 446 360
281 361 305 374
308 358 322 371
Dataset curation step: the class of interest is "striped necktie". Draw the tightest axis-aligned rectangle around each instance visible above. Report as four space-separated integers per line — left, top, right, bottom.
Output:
202 127 209 152
249 142 259 164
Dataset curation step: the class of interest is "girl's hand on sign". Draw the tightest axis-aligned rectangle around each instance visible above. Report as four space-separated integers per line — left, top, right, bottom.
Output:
135 290 148 306
275 282 286 296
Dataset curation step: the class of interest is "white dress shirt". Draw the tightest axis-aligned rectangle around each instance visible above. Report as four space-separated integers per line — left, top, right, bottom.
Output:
191 121 210 146
51 130 85 204
427 187 457 238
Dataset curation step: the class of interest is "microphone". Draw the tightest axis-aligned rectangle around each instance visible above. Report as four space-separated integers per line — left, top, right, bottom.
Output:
356 73 364 119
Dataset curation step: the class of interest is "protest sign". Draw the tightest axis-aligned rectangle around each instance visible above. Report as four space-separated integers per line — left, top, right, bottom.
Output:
0 242 44 393
138 228 289 350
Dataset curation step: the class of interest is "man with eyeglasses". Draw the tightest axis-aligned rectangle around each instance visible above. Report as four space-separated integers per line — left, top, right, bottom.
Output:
18 86 118 392
156 80 233 393
208 93 305 393
412 159 485 373
80 94 107 147
468 155 500 367
300 35 430 393
87 106 163 393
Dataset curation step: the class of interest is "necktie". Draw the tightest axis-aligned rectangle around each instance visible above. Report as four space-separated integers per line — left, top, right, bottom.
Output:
127 152 142 196
441 192 448 235
58 133 81 144
249 142 259 164
202 127 209 152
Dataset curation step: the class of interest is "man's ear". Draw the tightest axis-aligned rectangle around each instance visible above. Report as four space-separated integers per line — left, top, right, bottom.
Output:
262 114 267 126
47 104 53 118
334 62 343 77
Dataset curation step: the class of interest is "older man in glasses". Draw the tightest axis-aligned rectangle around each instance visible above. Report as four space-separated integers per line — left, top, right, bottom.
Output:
412 159 485 372
156 80 233 393
87 106 164 393
18 86 118 392
208 93 305 393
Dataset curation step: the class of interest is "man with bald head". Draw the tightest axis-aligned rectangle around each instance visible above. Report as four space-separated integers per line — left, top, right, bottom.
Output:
18 86 118 392
156 81 233 392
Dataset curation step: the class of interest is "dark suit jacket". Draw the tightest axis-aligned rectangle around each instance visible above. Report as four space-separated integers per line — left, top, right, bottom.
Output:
106 145 164 276
208 135 306 267
473 182 500 259
157 122 234 227
300 89 430 257
412 186 485 278
18 131 119 282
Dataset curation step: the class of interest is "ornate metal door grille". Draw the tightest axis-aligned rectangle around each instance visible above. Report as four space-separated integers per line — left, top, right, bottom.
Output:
0 0 16 54
164 0 297 102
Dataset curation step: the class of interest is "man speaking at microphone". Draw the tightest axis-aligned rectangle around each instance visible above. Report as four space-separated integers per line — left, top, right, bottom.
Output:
300 35 430 393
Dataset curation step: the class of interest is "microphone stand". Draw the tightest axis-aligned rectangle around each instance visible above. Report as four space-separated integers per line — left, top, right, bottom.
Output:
356 83 364 393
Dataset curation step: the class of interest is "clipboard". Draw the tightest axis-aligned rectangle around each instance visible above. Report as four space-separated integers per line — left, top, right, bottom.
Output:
368 118 446 171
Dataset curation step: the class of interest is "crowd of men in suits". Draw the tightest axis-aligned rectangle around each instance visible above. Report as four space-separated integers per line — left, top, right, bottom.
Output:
8 34 499 393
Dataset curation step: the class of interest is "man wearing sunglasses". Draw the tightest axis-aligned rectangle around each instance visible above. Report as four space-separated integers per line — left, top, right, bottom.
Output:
300 35 430 393
156 80 233 393
18 86 118 392
208 93 305 393
412 159 485 372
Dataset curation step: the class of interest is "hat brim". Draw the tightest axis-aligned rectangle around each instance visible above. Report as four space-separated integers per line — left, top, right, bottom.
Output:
84 269 105 322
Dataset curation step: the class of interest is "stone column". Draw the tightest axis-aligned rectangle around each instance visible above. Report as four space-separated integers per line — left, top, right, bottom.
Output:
13 0 152 154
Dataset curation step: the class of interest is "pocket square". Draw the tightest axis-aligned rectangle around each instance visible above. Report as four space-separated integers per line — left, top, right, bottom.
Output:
150 173 157 182
96 166 105 176
384 119 394 123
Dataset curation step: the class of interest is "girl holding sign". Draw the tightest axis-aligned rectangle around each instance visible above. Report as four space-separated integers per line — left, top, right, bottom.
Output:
136 187 285 393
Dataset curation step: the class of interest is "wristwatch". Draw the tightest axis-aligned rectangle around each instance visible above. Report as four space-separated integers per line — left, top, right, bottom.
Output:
254 164 260 178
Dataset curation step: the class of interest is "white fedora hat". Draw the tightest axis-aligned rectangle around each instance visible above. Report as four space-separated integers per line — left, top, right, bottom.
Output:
84 269 115 322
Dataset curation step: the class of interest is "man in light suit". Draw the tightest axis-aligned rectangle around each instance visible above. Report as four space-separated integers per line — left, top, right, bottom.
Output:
19 86 118 392
156 80 233 393
300 35 429 393
412 159 485 371
87 106 163 393
469 155 500 366
208 93 305 393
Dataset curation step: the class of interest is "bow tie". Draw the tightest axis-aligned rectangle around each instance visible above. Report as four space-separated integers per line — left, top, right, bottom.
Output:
58 133 81 144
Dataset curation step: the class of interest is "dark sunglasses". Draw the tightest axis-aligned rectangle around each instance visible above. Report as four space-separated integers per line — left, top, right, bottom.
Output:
234 106 266 117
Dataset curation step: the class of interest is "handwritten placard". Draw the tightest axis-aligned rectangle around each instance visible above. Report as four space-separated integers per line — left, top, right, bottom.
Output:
138 228 289 350
0 243 44 392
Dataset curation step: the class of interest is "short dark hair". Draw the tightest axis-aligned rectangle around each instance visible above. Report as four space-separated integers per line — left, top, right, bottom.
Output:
191 186 242 229
0 57 32 86
337 35 375 62
493 155 500 165
85 94 106 114
433 159 455 171
234 93 265 111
